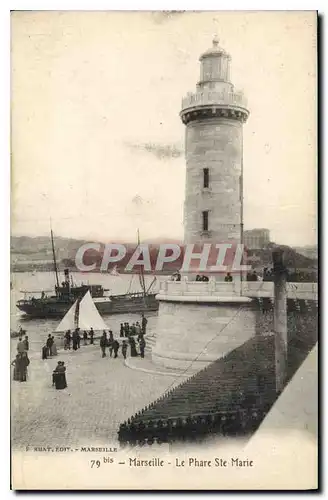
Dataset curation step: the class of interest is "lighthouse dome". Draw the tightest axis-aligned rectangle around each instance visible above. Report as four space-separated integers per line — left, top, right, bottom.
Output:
199 36 231 61
198 37 232 89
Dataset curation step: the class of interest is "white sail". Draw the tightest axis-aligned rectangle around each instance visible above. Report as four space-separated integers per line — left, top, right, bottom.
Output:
77 290 108 331
55 291 108 333
55 300 78 333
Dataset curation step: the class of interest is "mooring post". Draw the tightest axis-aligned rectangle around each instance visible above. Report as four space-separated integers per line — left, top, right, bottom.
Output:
272 248 288 394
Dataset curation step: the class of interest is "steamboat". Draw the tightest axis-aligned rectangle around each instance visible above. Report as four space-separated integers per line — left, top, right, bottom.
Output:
16 230 158 319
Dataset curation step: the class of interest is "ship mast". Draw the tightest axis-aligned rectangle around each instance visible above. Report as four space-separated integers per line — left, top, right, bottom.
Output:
74 298 80 329
137 228 146 296
50 221 60 290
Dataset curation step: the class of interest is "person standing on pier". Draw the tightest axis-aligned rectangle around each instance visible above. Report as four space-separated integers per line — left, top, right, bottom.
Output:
108 331 114 357
46 334 53 357
72 330 78 351
120 323 124 337
100 332 107 358
135 322 141 336
11 354 21 381
76 328 81 349
17 352 30 382
23 335 29 351
42 343 48 360
52 361 67 390
129 336 138 357
89 328 94 345
64 330 71 350
83 330 88 346
113 339 120 358
139 336 146 359
141 314 148 335
51 336 57 356
17 337 25 354
121 340 128 360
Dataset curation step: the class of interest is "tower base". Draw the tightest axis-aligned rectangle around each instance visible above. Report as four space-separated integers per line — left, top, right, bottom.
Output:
152 294 256 372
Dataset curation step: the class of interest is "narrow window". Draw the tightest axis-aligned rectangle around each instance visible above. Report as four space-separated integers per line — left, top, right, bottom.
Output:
203 168 209 188
202 211 209 231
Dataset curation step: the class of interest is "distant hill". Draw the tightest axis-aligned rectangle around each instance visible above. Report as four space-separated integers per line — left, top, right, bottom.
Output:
292 245 318 261
11 235 317 277
247 243 317 273
11 236 90 262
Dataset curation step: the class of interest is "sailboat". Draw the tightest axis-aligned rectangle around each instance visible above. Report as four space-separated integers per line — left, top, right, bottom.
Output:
106 229 159 314
55 290 108 338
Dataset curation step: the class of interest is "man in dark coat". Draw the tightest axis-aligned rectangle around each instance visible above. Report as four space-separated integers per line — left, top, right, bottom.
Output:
141 314 148 335
100 333 107 358
17 352 30 382
72 330 78 351
113 339 120 358
76 328 81 349
129 336 138 357
23 335 29 351
120 323 124 337
53 361 67 390
139 336 146 359
42 344 48 360
107 331 114 357
46 334 53 356
121 340 128 360
64 330 71 350
89 328 94 344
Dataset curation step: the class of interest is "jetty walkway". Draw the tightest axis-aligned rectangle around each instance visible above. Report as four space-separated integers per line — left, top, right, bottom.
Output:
11 343 181 450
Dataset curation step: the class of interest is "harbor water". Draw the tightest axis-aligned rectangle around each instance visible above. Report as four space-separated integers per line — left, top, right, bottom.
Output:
10 271 317 363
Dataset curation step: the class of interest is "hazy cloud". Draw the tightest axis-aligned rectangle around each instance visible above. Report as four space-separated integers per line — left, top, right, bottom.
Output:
126 141 183 161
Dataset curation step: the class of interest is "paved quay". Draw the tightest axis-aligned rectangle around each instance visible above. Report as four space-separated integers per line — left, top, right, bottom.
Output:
11 343 181 450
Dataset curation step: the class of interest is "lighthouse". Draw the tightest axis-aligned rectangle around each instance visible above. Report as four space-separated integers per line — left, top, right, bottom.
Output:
180 37 249 246
152 39 255 372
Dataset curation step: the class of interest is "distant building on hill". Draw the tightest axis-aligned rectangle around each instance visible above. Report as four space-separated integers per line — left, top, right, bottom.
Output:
244 228 270 249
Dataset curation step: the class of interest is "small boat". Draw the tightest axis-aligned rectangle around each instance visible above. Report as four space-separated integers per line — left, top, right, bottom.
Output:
55 290 109 340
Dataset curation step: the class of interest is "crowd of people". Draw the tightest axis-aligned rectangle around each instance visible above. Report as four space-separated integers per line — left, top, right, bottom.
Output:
12 314 149 390
99 330 146 359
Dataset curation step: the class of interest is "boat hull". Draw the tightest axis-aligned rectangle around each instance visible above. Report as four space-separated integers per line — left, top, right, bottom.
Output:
16 294 159 319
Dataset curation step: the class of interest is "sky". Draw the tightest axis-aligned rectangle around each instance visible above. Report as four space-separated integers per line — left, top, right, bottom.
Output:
11 10 317 246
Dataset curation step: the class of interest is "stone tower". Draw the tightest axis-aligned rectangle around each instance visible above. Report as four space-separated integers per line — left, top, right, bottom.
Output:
180 37 249 245
152 40 255 372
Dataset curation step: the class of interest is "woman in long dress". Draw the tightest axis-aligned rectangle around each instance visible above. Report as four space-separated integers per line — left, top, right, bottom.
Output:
129 336 138 357
52 361 67 390
50 336 58 356
11 354 20 381
17 352 30 382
